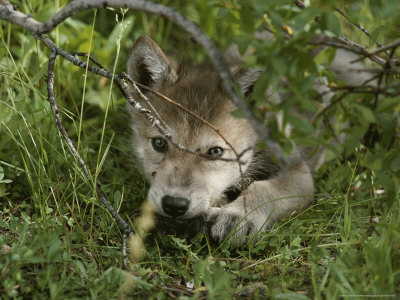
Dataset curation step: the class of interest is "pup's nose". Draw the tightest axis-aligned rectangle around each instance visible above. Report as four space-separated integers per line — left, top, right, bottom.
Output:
161 196 189 217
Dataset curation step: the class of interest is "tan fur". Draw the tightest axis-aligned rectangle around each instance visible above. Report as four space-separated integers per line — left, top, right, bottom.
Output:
125 36 366 245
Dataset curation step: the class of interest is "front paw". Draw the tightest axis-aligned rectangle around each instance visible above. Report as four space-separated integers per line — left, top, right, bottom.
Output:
207 206 257 245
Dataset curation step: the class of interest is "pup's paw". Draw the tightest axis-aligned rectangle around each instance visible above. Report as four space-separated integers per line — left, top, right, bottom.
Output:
207 205 257 246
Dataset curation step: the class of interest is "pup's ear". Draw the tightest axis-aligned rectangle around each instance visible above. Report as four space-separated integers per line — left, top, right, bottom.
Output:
223 44 263 96
127 36 178 89
233 68 263 96
223 44 243 75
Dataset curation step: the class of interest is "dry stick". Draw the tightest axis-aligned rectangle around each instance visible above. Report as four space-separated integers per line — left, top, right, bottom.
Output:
300 0 400 123
47 50 133 268
0 3 255 165
293 1 399 69
334 7 392 57
295 0 393 57
309 35 388 68
131 82 171 134
351 38 400 65
70 51 106 70
364 38 400 58
24 0 287 168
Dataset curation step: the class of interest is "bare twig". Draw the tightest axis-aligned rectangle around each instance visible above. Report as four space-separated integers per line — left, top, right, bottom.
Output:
0 0 286 167
70 52 106 70
309 35 389 68
294 1 400 69
351 38 400 65
367 38 400 57
47 50 134 267
334 7 392 57
295 0 390 57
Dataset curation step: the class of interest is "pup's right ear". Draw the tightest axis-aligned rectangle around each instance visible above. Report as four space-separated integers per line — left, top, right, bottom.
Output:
127 36 178 89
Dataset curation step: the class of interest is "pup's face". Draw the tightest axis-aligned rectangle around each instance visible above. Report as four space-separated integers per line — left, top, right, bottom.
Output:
126 36 259 220
133 102 255 219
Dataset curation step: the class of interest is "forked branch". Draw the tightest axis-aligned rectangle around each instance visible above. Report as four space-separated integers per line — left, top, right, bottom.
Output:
0 0 285 166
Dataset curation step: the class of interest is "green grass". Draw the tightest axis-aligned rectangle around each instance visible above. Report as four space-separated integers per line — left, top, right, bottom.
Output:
1 0 399 299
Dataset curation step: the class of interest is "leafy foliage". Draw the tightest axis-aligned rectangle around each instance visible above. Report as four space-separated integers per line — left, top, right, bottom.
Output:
1 0 399 298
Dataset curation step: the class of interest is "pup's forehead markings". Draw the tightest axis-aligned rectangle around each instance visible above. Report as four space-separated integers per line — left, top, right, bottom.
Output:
146 126 175 138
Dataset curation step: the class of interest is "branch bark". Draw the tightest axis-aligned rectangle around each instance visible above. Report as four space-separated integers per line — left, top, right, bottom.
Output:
309 35 400 69
47 50 134 268
0 0 285 166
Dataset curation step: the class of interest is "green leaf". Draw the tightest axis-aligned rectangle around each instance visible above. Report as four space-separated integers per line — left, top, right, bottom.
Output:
320 11 341 35
314 47 337 66
291 236 301 248
354 104 376 123
170 236 191 251
288 115 315 134
391 154 400 171
376 96 400 113
47 239 62 261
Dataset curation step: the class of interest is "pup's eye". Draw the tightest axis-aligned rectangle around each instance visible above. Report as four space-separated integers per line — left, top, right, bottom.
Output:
207 147 224 158
152 138 168 153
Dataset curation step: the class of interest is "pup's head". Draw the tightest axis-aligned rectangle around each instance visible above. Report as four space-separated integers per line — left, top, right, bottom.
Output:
126 36 260 220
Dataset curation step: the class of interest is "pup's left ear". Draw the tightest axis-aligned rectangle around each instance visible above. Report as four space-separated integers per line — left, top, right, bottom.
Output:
127 36 178 89
233 68 263 97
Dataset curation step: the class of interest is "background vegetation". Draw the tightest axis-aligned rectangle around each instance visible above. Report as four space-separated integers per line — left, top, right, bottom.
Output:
1 0 399 298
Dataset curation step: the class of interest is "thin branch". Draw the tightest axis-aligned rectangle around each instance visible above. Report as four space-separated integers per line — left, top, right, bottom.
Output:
70 52 106 70
33 32 249 165
367 38 400 57
47 50 133 266
313 91 352 123
351 38 400 65
309 35 389 68
293 1 400 69
0 0 286 167
295 0 392 57
334 7 392 57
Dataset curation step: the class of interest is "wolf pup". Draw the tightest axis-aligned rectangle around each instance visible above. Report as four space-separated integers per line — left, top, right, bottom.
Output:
126 36 321 245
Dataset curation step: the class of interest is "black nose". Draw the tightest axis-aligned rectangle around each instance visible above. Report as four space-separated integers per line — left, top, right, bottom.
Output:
161 196 189 217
